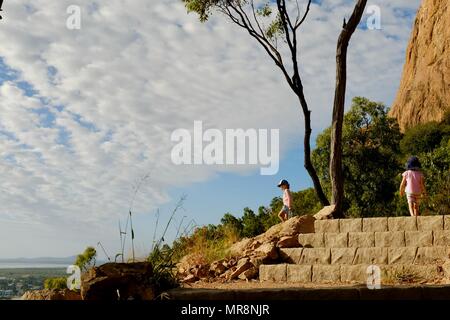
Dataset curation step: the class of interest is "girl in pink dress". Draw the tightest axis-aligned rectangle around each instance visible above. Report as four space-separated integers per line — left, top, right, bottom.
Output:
400 156 427 217
277 179 292 222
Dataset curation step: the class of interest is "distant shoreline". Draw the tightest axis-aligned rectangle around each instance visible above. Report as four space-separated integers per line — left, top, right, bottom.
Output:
0 263 69 269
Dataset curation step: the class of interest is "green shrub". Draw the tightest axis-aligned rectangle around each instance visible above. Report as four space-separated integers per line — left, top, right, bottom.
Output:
44 277 67 290
75 246 97 272
400 121 448 155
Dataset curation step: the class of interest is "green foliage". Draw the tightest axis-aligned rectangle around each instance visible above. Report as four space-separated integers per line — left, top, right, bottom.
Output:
147 244 179 291
74 246 97 272
183 0 284 42
220 213 243 234
44 277 67 290
442 111 450 126
419 140 450 215
257 3 272 17
312 97 403 217
398 116 450 215
183 0 220 22
241 207 264 238
400 121 450 155
265 15 284 40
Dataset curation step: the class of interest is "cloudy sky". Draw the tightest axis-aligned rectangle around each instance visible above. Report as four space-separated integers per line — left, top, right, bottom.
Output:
0 0 420 259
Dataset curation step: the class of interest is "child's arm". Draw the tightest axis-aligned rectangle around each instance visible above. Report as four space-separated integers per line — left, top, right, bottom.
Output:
286 190 292 210
399 176 407 196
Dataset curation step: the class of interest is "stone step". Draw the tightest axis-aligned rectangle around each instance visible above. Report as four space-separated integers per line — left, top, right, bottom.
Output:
297 230 450 248
280 246 450 265
259 263 443 284
314 215 450 234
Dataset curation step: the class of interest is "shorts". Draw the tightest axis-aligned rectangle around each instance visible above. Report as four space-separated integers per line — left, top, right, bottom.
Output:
281 205 292 218
406 193 421 205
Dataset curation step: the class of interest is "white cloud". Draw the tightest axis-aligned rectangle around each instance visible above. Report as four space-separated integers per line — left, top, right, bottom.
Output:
0 0 420 257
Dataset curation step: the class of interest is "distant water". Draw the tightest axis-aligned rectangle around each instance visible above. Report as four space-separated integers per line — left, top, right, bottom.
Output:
0 263 68 269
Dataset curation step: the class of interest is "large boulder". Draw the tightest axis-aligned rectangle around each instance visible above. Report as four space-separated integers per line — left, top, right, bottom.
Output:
251 215 315 245
314 205 335 220
81 262 155 300
228 238 253 256
279 215 316 237
22 289 81 300
389 0 450 131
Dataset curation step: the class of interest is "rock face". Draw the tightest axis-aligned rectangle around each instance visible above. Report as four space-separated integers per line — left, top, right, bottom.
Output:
21 289 81 300
81 262 155 300
390 0 450 131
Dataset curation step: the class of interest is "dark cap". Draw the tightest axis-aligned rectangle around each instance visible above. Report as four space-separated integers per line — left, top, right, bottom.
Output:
277 179 289 187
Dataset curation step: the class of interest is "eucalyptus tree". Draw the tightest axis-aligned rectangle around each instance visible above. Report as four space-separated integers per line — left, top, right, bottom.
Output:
183 0 330 205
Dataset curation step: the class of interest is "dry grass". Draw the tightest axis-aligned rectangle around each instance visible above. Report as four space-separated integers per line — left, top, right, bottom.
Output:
383 268 423 285
179 225 241 267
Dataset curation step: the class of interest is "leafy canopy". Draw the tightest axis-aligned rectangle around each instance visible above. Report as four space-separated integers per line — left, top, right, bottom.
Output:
312 97 403 217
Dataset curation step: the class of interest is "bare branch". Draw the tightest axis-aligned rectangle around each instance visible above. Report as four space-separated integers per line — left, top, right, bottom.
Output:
276 0 294 52
294 0 301 26
295 0 312 30
226 2 295 89
250 0 265 37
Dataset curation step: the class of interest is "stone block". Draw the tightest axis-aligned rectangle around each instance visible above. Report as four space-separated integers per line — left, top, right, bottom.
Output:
405 231 433 247
388 247 418 264
340 265 369 283
387 216 417 231
299 248 331 265
433 230 450 246
362 217 388 232
414 246 450 264
279 248 303 264
298 233 324 248
286 265 312 283
348 232 375 247
374 231 405 247
324 233 348 248
331 248 356 265
312 265 341 283
417 215 444 231
445 216 450 230
353 247 388 265
259 264 287 282
339 219 362 233
314 219 339 233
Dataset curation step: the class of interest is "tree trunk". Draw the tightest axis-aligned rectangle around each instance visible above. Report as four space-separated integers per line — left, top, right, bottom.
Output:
330 0 368 218
296 86 330 207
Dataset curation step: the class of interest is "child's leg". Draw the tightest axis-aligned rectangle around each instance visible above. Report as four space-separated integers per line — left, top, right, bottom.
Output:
413 202 420 216
407 202 415 217
278 210 285 222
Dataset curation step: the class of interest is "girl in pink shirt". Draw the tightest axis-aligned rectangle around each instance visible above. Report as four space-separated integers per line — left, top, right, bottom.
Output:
400 156 427 217
277 179 292 222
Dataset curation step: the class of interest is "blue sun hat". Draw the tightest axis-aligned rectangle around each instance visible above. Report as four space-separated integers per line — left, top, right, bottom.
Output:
406 156 421 170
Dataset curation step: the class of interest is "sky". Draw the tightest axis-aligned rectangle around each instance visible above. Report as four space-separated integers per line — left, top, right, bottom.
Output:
0 0 421 259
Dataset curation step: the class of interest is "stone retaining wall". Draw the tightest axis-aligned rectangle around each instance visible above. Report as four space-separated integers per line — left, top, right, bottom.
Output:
260 215 450 284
